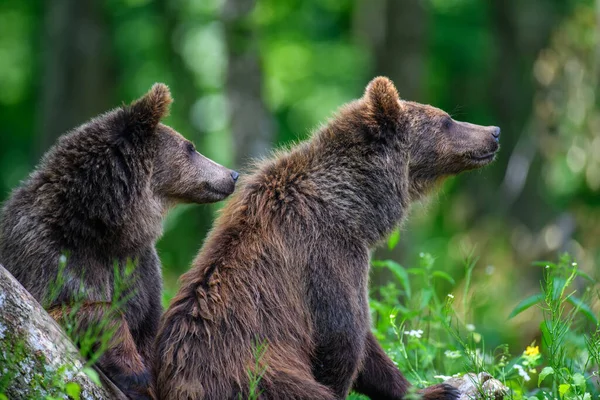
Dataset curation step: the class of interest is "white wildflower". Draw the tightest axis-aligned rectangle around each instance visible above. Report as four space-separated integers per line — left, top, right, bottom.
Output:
444 350 461 359
466 324 476 332
513 364 531 382
404 329 424 338
447 294 454 299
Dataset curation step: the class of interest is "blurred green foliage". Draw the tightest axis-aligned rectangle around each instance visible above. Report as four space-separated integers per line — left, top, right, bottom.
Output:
0 0 598 364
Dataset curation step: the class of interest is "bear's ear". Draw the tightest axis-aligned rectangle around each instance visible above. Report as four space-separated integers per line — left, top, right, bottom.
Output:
126 83 172 133
363 76 403 139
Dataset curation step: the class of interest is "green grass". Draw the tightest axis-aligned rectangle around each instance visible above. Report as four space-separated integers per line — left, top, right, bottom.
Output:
244 339 269 400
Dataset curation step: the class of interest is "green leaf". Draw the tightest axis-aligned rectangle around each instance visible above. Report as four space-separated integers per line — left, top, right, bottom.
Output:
551 277 566 301
387 229 400 250
372 260 411 299
406 268 425 275
538 366 554 386
572 373 586 391
574 269 595 282
66 382 81 400
432 271 455 285
0 394 8 400
566 296 599 325
559 383 570 397
508 293 544 319
82 367 101 385
420 290 433 310
532 261 554 268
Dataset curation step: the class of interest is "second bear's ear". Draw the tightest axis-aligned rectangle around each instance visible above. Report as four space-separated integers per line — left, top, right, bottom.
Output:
364 76 403 139
125 83 172 134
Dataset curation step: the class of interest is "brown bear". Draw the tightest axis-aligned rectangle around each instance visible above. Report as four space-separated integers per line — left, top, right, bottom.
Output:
154 77 500 399
0 84 239 399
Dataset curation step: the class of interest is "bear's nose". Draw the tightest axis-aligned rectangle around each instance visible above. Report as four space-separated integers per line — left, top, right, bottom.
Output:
231 170 240 182
491 126 501 142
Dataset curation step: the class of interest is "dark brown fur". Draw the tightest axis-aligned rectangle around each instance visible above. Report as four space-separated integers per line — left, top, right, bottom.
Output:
154 77 500 399
0 84 238 399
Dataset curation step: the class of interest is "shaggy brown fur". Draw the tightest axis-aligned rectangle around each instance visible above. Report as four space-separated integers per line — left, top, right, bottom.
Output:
154 77 500 399
0 84 238 399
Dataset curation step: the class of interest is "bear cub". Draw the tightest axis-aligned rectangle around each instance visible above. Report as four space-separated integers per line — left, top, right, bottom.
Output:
154 77 500 399
0 84 238 399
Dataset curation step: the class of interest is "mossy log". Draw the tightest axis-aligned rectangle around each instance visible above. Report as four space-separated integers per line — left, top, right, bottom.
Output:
0 264 126 400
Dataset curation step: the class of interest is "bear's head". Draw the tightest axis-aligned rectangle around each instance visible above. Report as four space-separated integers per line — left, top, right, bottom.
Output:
363 77 500 198
126 84 238 205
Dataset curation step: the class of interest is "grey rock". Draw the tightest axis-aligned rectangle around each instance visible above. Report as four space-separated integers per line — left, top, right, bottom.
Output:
445 372 509 400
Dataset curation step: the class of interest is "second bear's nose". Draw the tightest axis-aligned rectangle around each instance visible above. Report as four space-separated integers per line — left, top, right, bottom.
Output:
231 171 240 182
491 127 501 141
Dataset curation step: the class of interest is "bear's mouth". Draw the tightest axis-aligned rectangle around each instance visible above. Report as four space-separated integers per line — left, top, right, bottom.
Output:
207 186 235 199
471 152 496 161
208 180 237 198
468 150 497 165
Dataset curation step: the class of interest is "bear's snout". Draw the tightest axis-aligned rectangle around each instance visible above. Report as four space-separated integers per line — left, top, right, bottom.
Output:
448 121 500 169
491 126 501 142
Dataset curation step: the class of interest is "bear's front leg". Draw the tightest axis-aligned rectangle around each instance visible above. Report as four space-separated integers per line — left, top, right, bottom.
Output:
312 328 366 398
129 247 163 370
353 332 409 399
308 283 368 398
353 332 459 400
307 244 372 398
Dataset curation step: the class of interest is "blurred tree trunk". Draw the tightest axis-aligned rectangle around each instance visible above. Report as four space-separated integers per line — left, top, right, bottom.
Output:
222 0 274 169
486 0 567 226
38 0 115 154
596 0 600 80
158 0 197 126
354 0 428 270
355 0 427 101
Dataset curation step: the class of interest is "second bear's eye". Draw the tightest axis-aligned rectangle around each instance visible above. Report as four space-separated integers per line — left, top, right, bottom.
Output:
186 142 196 154
442 117 452 130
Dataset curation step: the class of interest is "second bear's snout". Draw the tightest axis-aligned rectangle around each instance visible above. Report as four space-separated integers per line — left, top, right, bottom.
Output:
491 126 501 142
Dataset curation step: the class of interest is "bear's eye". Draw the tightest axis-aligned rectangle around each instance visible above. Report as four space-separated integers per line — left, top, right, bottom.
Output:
442 117 452 130
186 142 196 154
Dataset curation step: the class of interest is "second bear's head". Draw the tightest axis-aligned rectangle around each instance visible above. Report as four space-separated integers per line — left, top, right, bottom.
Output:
358 76 500 198
122 84 238 205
